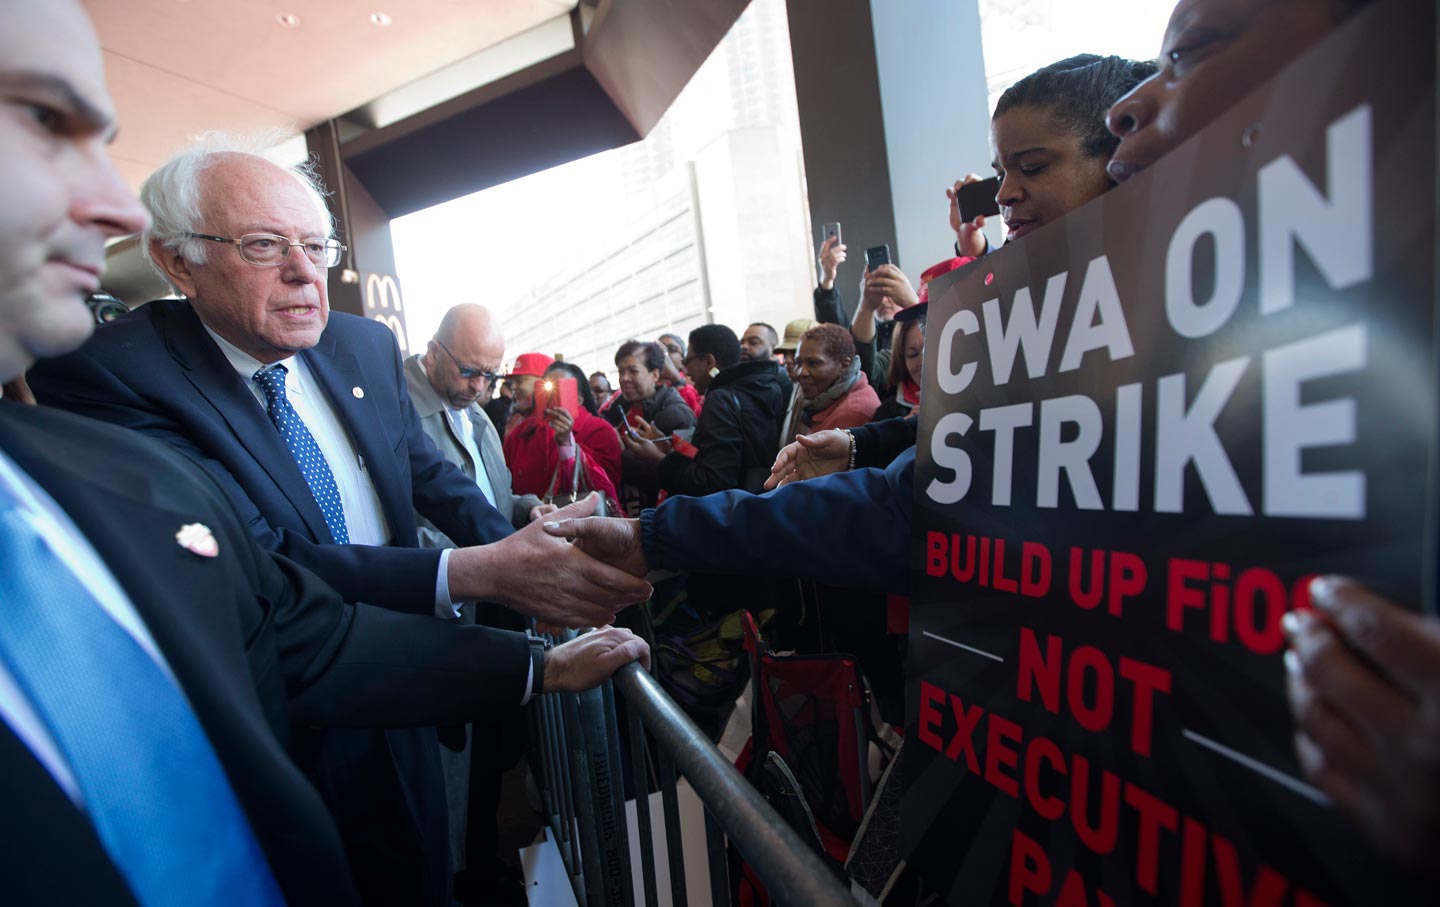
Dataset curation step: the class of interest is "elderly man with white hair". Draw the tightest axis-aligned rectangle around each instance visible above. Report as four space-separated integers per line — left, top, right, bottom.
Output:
29 136 650 904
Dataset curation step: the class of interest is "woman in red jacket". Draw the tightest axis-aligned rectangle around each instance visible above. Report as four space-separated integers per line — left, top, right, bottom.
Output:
503 361 622 509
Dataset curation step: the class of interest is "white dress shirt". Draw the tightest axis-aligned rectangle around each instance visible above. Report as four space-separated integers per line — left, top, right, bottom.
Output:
204 326 458 614
416 359 497 509
205 328 531 702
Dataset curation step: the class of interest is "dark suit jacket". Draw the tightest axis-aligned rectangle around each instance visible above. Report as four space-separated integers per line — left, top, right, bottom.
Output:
29 299 515 611
0 403 546 904
29 301 529 905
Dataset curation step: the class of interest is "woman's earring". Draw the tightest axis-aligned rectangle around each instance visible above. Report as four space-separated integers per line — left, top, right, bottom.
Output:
709 367 720 378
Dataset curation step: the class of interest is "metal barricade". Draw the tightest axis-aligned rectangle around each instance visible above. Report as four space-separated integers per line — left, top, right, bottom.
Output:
529 656 853 907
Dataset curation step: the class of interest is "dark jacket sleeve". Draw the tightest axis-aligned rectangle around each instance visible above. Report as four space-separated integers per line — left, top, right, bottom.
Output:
640 447 914 594
814 285 847 326
656 390 745 496
260 552 530 726
849 416 920 469
653 391 697 434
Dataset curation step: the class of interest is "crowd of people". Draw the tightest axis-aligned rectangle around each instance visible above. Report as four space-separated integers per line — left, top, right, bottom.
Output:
0 0 1433 904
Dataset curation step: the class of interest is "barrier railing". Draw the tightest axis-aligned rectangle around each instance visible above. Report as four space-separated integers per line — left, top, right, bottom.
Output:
530 657 854 907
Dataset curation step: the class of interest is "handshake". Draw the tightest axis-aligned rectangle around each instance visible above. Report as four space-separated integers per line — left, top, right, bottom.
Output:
510 429 853 692
531 428 857 584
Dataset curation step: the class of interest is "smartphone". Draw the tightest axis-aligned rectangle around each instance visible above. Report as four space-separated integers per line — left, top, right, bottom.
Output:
822 221 842 246
958 176 1002 222
865 244 892 271
534 377 581 418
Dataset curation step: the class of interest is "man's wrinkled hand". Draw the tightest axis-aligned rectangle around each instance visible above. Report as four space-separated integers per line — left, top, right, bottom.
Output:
542 515 648 579
544 626 651 692
1283 576 1440 872
764 429 850 489
528 502 560 523
454 494 651 630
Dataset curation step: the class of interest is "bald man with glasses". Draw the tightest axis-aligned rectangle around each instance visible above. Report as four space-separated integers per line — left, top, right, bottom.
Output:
407 304 544 536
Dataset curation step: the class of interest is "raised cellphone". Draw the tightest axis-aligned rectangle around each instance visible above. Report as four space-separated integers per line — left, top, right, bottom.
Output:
822 221 842 246
865 244 892 271
958 176 1002 223
533 376 580 418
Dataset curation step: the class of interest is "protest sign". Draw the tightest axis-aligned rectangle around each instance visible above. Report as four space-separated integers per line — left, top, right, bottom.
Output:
905 1 1435 903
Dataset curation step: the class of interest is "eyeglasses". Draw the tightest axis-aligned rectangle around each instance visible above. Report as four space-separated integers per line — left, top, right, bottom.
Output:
435 339 501 383
186 232 346 268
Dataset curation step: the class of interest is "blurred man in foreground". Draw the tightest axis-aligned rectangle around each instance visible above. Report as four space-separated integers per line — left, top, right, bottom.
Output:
0 3 648 902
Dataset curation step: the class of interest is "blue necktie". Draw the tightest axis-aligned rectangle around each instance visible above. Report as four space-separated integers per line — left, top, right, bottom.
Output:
0 494 284 905
253 365 350 544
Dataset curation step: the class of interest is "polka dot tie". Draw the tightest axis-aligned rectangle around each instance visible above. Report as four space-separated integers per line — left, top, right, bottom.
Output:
253 365 350 544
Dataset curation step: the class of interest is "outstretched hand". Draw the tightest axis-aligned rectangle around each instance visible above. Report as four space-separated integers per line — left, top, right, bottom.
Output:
542 514 648 580
448 494 652 630
1283 576 1440 871
764 428 851 489
544 625 651 692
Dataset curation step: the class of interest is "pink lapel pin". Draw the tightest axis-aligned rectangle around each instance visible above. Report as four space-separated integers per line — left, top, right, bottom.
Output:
176 523 219 558
352 386 365 399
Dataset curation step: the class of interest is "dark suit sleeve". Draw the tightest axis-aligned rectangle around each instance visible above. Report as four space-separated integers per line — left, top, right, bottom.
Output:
256 552 530 725
640 447 914 594
30 345 447 613
657 391 745 496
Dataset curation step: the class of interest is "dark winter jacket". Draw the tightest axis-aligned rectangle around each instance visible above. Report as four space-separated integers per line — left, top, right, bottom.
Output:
658 359 791 496
606 384 698 500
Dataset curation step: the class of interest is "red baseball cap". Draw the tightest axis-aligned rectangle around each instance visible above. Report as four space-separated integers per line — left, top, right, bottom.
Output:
505 352 555 378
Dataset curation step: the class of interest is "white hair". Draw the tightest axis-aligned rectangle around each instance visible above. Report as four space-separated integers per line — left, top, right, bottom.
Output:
140 130 335 294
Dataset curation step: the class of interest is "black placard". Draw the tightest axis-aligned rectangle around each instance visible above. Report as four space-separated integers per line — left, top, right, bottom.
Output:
904 2 1436 903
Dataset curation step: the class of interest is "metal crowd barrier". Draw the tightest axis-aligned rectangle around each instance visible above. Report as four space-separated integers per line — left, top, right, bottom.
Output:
529 654 853 907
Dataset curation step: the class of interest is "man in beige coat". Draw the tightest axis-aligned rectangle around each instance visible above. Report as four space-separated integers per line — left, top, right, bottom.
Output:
403 303 546 904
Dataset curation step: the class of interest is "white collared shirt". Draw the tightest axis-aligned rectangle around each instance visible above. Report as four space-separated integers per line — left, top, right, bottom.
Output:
204 325 458 615
416 359 497 509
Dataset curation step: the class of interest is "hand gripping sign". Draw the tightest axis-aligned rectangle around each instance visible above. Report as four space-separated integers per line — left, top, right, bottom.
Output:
905 2 1435 904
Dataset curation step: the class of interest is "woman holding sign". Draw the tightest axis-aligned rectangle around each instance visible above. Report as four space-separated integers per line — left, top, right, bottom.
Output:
773 53 1160 483
1103 0 1435 875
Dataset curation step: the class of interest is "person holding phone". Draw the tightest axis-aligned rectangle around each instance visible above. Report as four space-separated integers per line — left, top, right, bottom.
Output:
813 232 850 327
622 324 789 498
603 340 698 514
502 361 621 511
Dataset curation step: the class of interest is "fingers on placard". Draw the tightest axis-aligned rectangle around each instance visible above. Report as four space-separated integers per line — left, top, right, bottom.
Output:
1288 611 1411 739
1313 577 1440 698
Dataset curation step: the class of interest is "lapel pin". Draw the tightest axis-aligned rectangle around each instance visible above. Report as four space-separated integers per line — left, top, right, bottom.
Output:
176 523 219 558
352 386 365 399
